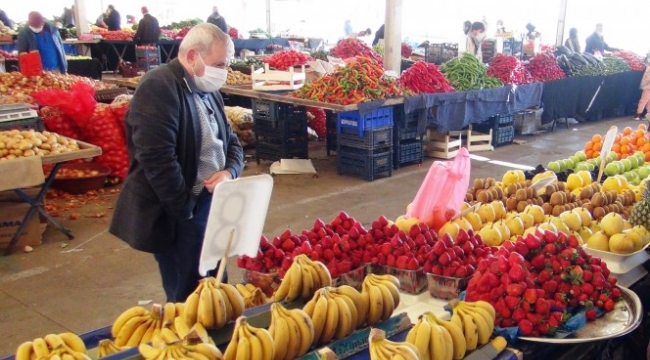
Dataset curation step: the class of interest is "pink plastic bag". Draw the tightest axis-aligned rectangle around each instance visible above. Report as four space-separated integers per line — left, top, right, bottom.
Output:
406 147 471 231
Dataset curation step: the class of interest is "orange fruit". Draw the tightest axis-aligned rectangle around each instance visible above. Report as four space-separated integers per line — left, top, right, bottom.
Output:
621 153 628 159
592 134 602 143
620 137 629 145
643 143 650 152
631 144 638 151
638 137 645 147
620 144 629 154
646 151 650 161
586 149 594 158
635 130 645 138
615 134 622 142
612 144 621 152
592 151 600 158
639 123 647 131
592 142 602 151
585 141 594 150
624 127 632 135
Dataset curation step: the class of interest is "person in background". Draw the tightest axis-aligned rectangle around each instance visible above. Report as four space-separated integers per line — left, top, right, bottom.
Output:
17 12 67 73
62 6 75 28
372 24 385 46
104 5 121 31
565 28 580 53
126 15 137 26
458 20 473 56
95 13 108 28
463 20 472 36
110 23 244 303
464 21 486 62
585 24 619 55
344 19 353 37
207 6 227 33
633 52 650 121
0 9 14 28
132 7 160 46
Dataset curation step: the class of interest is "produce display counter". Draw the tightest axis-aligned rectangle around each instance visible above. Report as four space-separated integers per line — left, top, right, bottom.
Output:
232 38 291 53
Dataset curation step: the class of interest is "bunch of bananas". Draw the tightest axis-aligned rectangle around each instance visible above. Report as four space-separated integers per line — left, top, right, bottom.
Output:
15 333 89 360
406 312 466 360
368 328 420 360
448 300 496 351
236 283 269 309
96 339 127 358
268 303 314 360
303 285 365 345
362 274 401 326
139 328 223 360
171 319 215 346
272 254 332 303
111 304 165 347
184 277 245 330
224 316 275 360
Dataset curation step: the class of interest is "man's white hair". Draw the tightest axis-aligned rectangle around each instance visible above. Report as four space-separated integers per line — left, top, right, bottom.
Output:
179 23 234 59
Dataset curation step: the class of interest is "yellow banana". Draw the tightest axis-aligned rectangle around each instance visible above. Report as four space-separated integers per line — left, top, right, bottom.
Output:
439 325 454 360
283 312 302 360
460 303 495 337
210 287 228 328
174 316 190 339
126 318 153 347
450 312 463 332
462 300 496 321
331 293 353 340
429 322 447 360
142 319 159 344
236 283 252 298
241 325 265 360
138 344 162 359
457 310 478 351
407 319 430 359
284 307 314 357
458 306 490 346
111 306 148 338
62 353 76 360
32 338 50 358
50 355 62 360
184 291 201 327
272 267 292 302
365 283 384 326
223 323 240 360
302 291 317 317
372 274 400 289
320 296 339 344
270 315 289 360
300 260 321 291
160 327 181 345
58 333 86 354
249 324 275 360
219 283 245 321
15 341 33 360
44 333 65 350
115 315 148 346
198 285 216 329
236 331 251 360
334 292 358 334
245 283 257 292
285 263 303 303
375 282 395 321
218 288 234 322
310 291 328 344
334 285 366 328
185 343 223 360
162 302 176 327
311 260 333 287
300 262 315 299
189 322 211 344
175 302 185 318
426 312 466 360
373 278 400 309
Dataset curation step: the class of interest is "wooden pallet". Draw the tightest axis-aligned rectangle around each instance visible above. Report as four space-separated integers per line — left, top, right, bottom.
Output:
466 125 493 152
424 129 462 159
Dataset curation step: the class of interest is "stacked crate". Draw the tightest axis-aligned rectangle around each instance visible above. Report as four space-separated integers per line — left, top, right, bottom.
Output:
252 99 308 164
336 107 394 181
135 46 161 72
325 110 338 156
473 113 515 147
393 105 424 169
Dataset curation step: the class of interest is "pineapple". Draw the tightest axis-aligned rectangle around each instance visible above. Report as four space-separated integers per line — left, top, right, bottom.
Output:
630 182 650 227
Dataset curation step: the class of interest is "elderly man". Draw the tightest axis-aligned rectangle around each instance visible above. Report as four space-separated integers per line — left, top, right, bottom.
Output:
17 12 67 73
109 24 244 302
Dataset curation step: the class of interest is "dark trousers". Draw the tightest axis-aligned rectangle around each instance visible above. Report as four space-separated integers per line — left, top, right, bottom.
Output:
154 189 227 302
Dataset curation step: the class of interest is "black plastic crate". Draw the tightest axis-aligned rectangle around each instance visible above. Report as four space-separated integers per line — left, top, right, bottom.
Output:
337 147 393 181
394 139 423 169
254 116 307 140
252 99 307 121
326 110 337 155
0 117 44 131
338 126 392 150
394 106 423 141
494 125 515 147
255 139 308 163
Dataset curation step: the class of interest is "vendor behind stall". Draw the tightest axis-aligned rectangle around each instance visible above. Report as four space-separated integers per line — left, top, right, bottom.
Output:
372 24 384 46
464 21 486 62
17 12 67 73
565 28 581 53
132 7 160 46
104 5 121 31
585 24 619 55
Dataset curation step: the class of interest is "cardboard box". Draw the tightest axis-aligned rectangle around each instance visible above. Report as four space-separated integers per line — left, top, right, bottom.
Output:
0 202 43 250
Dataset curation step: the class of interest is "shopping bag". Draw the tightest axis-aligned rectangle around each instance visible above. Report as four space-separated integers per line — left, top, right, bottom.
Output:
406 147 471 231
32 82 96 126
18 51 44 77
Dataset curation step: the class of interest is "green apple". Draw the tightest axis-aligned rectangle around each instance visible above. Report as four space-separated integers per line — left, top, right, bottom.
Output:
624 171 636 182
565 158 575 170
575 151 587 162
637 166 650 180
615 161 625 173
605 163 620 177
634 151 645 159
575 163 590 172
621 159 632 172
628 156 640 169
548 161 561 173
569 156 580 165
587 163 596 171
631 173 641 186
558 160 567 172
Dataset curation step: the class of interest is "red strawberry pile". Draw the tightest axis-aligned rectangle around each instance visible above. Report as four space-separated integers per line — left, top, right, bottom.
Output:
307 107 326 138
330 38 383 65
423 229 497 279
263 50 312 71
373 222 436 270
466 229 621 337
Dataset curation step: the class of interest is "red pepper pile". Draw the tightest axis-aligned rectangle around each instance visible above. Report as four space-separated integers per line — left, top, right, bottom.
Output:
401 43 413 58
613 51 646 71
400 61 455 94
526 52 566 82
228 27 239 39
293 57 404 105
263 50 312 70
487 54 532 85
307 107 327 138
175 26 192 39
330 38 383 65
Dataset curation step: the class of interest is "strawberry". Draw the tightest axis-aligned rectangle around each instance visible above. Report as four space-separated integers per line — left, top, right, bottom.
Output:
498 306 512 319
523 288 538 304
537 269 552 283
612 287 621 299
525 234 542 250
548 314 560 328
544 243 558 256
536 323 550 335
526 313 542 325
567 234 580 249
518 319 534 335
531 253 546 270
535 298 550 315
604 299 615 312
581 282 594 296
497 255 510 274
592 272 607 288
508 263 526 282
512 307 527 322
505 295 521 309
506 283 526 297
514 241 530 257
500 273 512 286
582 270 593 283
578 293 589 305
542 280 558 294
570 266 583 280
508 252 525 267
551 260 562 273
501 318 514 328
570 285 582 297
607 276 617 287
585 309 597 322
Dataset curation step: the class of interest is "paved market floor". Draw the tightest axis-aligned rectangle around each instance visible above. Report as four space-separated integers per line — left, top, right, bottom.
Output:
0 116 642 355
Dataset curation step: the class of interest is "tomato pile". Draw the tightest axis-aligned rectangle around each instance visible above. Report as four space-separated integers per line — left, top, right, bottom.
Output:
91 29 134 41
613 51 647 71
487 54 532 85
293 57 404 105
262 50 312 70
330 38 383 65
466 229 621 336
307 107 327 138
400 61 455 94
526 52 566 82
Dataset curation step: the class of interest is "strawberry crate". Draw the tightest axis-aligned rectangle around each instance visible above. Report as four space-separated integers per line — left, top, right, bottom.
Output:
394 139 423 169
426 273 470 300
337 106 393 137
338 126 393 150
337 146 393 181
331 265 365 290
384 266 427 294
243 270 280 297
364 262 386 276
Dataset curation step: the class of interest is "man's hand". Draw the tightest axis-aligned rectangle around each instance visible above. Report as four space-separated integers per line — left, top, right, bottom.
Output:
203 170 232 193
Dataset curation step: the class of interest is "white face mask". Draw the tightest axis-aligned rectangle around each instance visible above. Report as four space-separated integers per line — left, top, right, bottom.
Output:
475 32 487 42
30 26 44 33
192 54 228 93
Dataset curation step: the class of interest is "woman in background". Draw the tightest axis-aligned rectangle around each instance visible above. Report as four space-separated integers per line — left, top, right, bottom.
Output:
565 28 580 53
633 52 650 121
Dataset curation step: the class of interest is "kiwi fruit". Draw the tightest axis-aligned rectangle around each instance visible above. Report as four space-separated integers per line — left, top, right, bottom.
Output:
609 191 618 203
557 182 566 191
593 207 606 219
580 187 593 200
473 178 484 190
591 192 605 208
517 201 528 213
545 185 555 195
506 197 518 211
494 187 504 199
583 203 594 213
525 180 532 187
465 193 474 202
550 192 564 206
515 189 527 202
525 187 533 199
552 205 563 217
542 203 554 215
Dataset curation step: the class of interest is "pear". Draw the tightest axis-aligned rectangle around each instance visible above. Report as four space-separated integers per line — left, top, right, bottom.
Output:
550 217 571 235
454 217 473 232
571 207 593 227
464 212 483 231
525 205 545 225
491 201 507 220
571 231 585 245
624 226 648 251
559 211 583 232
438 221 460 240
493 220 511 241
477 204 496 224
478 225 503 246
578 226 593 243
519 212 535 229
586 231 610 252
600 213 625 237
505 216 525 236
538 221 558 234
609 233 634 254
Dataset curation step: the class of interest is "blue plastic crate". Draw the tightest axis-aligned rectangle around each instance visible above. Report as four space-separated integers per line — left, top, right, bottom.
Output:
337 107 394 137
338 126 392 150
494 113 515 126
394 139 423 169
337 147 393 181
493 125 515 147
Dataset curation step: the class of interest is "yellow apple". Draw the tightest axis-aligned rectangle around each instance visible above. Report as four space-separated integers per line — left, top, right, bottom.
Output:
559 211 583 232
502 170 521 186
566 173 584 191
577 170 592 186
609 233 634 254
571 208 593 227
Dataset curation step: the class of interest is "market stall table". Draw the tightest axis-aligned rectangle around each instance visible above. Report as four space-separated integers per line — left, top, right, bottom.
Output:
67 58 102 80
232 38 291 54
63 39 101 57
3 138 102 255
158 39 181 63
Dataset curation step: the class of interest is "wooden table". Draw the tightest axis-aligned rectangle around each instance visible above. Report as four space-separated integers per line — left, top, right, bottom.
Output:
4 138 102 255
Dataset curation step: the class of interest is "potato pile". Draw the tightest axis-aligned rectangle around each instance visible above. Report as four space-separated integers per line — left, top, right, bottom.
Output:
0 72 115 105
226 67 252 85
0 130 81 161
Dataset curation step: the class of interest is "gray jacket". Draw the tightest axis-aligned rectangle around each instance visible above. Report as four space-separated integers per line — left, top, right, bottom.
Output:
17 22 67 73
109 59 244 253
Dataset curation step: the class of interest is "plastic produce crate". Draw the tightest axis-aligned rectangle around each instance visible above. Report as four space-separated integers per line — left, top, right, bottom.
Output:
255 139 308 163
426 273 470 300
338 126 392 150
337 146 393 181
394 105 423 141
384 266 426 294
394 139 423 169
94 88 130 103
252 99 307 121
493 124 515 147
0 117 44 131
254 116 307 141
331 266 365 291
493 113 515 126
243 270 280 297
337 106 393 137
